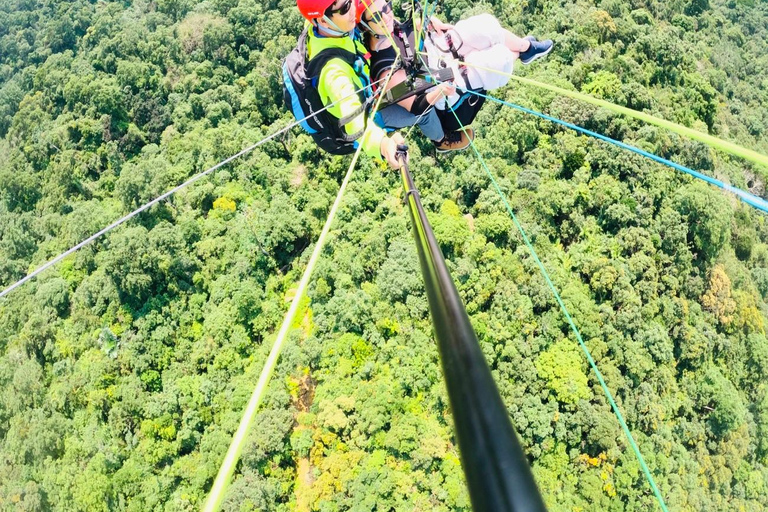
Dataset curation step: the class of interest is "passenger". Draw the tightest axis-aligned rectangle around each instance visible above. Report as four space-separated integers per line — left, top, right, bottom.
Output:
359 0 474 152
359 1 553 134
423 12 553 131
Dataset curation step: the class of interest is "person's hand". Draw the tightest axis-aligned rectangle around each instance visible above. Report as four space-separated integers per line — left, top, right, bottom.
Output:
429 16 454 34
426 81 456 104
436 81 456 97
380 132 407 170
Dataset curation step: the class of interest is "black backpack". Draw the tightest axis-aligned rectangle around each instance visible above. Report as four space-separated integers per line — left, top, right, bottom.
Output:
282 28 374 155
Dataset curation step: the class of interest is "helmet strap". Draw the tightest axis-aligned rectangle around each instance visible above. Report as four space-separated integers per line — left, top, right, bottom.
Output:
317 15 351 37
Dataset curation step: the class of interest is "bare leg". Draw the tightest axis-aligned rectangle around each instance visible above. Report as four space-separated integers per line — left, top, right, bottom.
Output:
504 30 531 53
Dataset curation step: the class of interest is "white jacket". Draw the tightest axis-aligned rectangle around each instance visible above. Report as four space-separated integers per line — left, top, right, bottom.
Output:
423 14 516 109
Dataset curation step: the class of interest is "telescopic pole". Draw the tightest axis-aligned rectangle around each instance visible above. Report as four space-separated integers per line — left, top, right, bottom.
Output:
396 145 547 512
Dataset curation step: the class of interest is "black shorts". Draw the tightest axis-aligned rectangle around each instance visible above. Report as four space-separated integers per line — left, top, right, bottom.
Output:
437 89 486 132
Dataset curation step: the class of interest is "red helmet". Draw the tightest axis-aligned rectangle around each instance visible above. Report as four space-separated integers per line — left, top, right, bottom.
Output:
297 0 335 20
355 0 368 23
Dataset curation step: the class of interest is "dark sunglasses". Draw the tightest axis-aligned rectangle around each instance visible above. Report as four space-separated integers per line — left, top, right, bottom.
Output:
325 0 353 17
363 0 393 24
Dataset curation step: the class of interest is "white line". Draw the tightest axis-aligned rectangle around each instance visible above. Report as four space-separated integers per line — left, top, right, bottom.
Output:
0 78 387 299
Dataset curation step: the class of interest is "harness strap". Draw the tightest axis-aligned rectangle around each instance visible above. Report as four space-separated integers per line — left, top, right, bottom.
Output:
379 66 455 109
397 26 416 76
444 32 470 84
307 44 374 144
426 29 471 85
337 96 375 127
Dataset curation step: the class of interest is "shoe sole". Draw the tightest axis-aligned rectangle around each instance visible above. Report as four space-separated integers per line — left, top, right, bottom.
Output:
435 131 474 153
435 142 473 153
436 147 470 153
521 44 553 65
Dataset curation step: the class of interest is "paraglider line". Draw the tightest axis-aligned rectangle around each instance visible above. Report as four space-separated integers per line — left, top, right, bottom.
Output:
202 64 400 512
465 89 768 215
449 57 768 169
0 77 389 300
417 53 671 512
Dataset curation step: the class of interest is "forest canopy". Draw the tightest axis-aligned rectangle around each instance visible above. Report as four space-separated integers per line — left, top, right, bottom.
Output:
1 0 768 511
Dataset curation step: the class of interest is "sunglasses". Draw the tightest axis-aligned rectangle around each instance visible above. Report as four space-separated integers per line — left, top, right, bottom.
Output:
363 0 393 24
325 0 353 17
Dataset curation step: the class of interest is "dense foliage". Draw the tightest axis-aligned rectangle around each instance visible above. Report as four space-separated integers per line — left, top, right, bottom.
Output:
1 0 768 510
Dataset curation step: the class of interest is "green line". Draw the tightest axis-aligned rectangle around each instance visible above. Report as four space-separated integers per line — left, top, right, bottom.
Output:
424 54 768 169
202 66 399 512
417 54 670 512
412 0 419 59
514 74 768 168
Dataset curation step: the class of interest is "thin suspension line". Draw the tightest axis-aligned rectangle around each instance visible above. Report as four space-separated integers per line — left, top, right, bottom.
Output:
418 53 671 512
424 0 438 29
412 0 420 54
204 9 429 504
403 2 438 140
449 56 768 169
465 89 768 214
0 77 388 300
202 62 400 512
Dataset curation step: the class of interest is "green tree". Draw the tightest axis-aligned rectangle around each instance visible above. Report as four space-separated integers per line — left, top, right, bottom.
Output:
535 339 590 406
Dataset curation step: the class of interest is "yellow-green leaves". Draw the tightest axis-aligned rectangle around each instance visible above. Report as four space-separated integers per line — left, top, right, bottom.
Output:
536 339 590 405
